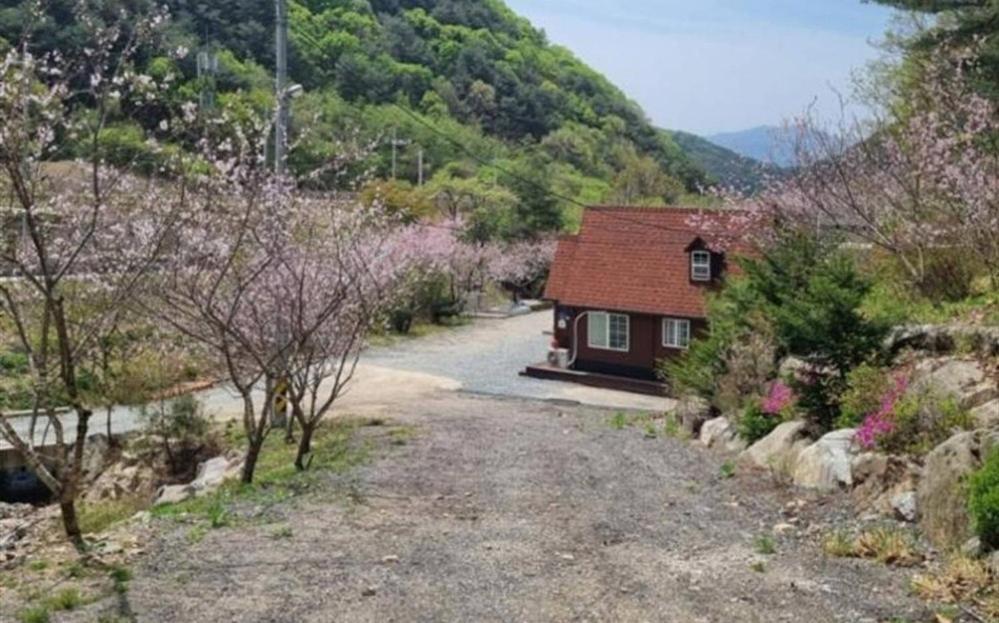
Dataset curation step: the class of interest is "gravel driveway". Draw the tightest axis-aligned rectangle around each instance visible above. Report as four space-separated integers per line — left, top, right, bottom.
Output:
361 311 671 412
129 392 926 622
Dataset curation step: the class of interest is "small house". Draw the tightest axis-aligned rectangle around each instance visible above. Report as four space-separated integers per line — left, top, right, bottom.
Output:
530 206 750 392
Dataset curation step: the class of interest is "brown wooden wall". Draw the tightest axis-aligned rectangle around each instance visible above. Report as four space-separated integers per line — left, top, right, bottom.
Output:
552 305 706 380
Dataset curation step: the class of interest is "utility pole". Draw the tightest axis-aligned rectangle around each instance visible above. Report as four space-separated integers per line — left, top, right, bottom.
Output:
275 0 289 176
390 127 409 180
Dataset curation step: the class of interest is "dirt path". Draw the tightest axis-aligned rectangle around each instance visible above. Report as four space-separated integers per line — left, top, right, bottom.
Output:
129 392 927 622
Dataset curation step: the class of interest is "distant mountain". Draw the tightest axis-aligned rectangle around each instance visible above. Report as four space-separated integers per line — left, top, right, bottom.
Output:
668 131 778 193
706 126 794 168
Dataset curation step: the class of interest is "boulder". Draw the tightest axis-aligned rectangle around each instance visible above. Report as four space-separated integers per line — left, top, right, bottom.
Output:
740 420 812 472
887 324 999 357
675 396 712 436
917 429 999 549
792 429 857 491
971 399 999 429
190 457 230 496
699 417 746 452
154 484 193 506
83 462 157 503
891 491 918 523
909 357 998 411
151 455 242 506
851 453 889 485
851 454 921 519
81 434 113 483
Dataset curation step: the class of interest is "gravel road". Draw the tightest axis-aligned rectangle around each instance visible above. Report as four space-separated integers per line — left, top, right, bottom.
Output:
129 392 927 623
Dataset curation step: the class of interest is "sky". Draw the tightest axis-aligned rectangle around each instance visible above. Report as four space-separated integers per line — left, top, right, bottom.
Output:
504 0 897 136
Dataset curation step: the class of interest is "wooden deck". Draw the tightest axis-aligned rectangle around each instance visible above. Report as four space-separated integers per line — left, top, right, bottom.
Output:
521 363 667 397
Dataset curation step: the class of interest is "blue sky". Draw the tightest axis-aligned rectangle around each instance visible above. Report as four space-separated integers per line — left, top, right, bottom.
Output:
505 0 897 135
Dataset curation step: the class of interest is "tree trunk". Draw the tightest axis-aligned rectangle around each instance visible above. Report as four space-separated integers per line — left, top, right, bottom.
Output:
294 424 314 472
241 437 263 484
284 410 295 445
60 497 85 552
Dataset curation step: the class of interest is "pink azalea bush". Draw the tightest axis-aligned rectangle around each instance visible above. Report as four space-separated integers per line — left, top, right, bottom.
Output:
761 381 795 415
855 375 909 450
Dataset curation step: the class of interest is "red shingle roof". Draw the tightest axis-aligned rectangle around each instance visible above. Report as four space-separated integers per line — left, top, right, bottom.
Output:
544 206 753 318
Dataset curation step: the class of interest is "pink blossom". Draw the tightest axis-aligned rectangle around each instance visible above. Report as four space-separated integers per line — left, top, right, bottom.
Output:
855 375 909 450
761 381 795 415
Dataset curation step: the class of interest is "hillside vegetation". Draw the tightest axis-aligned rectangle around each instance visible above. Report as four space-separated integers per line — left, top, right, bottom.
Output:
669 130 778 192
0 0 738 237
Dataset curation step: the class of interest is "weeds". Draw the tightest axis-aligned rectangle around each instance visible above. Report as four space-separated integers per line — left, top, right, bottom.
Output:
609 412 629 430
17 606 49 623
753 535 776 555
912 554 997 620
45 588 83 611
719 461 736 479
822 526 923 567
109 565 132 595
78 497 146 535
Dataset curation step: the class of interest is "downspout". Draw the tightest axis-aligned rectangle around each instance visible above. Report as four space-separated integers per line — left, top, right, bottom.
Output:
567 310 590 368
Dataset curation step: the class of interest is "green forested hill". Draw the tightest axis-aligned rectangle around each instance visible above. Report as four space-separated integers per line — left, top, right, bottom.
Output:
669 131 777 193
0 0 741 237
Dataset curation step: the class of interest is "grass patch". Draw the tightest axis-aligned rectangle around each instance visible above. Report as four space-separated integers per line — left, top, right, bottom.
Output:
609 412 629 430
152 417 376 526
822 526 923 567
78 497 146 535
753 535 776 555
109 565 132 594
44 587 83 611
17 606 50 623
911 555 998 621
719 461 736 479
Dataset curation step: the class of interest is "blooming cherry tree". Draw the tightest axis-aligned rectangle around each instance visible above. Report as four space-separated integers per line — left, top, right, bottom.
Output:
0 7 177 548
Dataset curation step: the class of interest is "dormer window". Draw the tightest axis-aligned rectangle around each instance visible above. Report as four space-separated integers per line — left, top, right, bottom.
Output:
691 250 712 282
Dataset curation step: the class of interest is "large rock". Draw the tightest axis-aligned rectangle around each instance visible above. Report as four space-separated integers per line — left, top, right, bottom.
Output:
83 462 157 503
699 417 746 452
154 484 193 506
792 429 857 491
971 399 999 429
674 396 712 436
81 434 113 483
851 453 921 519
888 324 999 357
917 429 999 549
153 455 243 506
909 357 998 411
891 491 918 523
740 420 811 472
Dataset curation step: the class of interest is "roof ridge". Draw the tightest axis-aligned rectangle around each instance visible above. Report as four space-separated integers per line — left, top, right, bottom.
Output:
587 205 735 214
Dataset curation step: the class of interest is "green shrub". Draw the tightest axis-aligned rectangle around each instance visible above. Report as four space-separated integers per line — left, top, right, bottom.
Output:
837 363 892 429
875 392 973 456
45 588 83 611
17 606 49 623
736 402 781 443
665 230 887 432
968 448 999 551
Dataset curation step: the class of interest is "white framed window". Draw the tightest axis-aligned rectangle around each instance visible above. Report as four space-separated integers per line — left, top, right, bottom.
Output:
663 318 691 349
691 250 712 282
588 311 629 352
